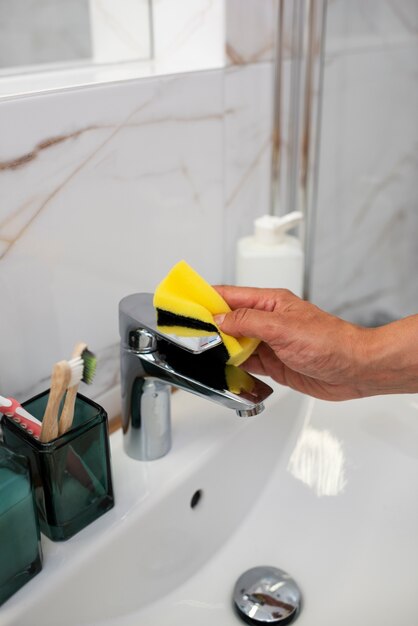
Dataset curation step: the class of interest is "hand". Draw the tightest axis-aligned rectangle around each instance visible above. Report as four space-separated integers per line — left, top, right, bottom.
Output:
214 286 418 401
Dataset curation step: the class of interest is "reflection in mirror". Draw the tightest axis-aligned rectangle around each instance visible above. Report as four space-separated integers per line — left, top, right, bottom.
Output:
0 0 153 76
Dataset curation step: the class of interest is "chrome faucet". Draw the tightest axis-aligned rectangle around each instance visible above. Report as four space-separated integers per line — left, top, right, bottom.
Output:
119 293 273 461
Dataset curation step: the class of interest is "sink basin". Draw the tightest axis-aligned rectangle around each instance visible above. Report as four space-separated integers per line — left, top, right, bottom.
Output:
2 386 418 625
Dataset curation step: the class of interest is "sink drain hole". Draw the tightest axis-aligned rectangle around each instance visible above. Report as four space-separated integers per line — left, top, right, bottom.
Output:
190 489 203 509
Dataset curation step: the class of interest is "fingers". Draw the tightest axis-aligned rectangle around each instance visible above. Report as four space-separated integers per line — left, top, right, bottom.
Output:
215 307 282 343
214 285 295 312
241 353 269 377
244 345 343 400
242 344 285 379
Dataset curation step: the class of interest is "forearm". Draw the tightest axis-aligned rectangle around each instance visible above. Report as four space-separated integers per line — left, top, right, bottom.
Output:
357 315 418 396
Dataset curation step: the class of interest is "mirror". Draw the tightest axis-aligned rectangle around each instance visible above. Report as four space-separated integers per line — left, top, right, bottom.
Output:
0 0 153 75
0 0 225 97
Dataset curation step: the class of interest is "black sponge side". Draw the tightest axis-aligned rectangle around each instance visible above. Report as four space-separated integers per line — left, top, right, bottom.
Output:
159 338 230 390
156 308 218 334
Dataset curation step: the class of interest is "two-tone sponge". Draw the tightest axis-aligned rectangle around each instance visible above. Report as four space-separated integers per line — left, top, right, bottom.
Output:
153 260 259 367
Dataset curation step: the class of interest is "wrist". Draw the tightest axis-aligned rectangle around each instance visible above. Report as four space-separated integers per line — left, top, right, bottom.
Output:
354 316 418 396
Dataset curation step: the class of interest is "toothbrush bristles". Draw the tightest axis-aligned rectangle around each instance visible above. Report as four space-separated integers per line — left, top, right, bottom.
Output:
80 347 97 385
68 356 84 387
67 347 97 387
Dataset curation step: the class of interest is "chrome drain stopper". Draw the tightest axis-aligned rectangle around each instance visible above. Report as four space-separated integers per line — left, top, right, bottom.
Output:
233 566 302 625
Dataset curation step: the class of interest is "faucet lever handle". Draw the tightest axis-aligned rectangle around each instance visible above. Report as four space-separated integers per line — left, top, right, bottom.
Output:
130 326 222 355
121 293 223 354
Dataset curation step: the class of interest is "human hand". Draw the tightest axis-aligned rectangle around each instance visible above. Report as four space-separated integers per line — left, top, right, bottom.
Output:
213 286 376 401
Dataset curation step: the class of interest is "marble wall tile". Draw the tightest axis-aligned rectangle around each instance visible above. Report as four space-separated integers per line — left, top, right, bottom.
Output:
224 0 418 326
223 58 296 284
225 0 322 66
0 70 224 412
312 41 418 323
225 0 276 65
326 0 418 54
310 2 418 325
223 63 273 282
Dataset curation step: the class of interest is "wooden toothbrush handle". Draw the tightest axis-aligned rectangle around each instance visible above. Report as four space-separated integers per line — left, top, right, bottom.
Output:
58 341 87 436
59 385 77 435
40 361 70 443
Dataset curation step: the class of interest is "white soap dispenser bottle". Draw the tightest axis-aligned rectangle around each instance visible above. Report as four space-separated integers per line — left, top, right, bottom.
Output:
235 211 304 296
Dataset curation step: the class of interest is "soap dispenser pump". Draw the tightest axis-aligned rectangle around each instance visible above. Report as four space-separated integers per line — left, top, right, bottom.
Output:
235 211 304 296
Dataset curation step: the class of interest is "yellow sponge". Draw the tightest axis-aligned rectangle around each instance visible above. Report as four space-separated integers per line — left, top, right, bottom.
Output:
153 260 259 366
225 365 255 394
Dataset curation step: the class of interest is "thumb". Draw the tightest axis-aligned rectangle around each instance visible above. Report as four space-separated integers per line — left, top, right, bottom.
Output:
214 308 278 343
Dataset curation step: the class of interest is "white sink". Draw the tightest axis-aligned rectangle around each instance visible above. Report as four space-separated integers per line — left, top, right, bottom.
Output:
2 385 418 626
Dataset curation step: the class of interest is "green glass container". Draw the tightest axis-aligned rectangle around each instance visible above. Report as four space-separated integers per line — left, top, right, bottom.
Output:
0 443 42 606
2 391 114 542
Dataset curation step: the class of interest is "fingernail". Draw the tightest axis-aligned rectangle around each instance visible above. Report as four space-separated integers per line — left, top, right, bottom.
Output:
214 314 225 326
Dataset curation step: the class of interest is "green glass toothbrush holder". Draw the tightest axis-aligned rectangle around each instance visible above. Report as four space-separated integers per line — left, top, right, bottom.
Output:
0 443 42 606
2 390 114 541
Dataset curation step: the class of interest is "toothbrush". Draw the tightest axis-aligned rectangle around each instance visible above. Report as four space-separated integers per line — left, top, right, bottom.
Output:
0 395 97 493
58 342 97 436
40 358 84 443
0 395 42 438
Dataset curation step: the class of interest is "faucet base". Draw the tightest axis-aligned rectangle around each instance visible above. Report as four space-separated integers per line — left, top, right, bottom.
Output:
123 379 172 461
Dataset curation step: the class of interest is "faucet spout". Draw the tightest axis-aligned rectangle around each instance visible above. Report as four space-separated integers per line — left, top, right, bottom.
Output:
119 293 273 461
